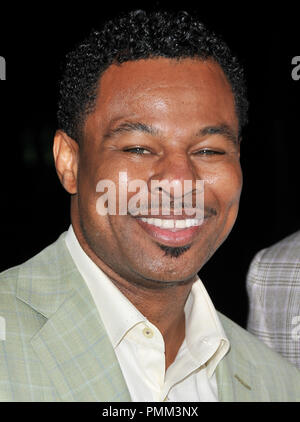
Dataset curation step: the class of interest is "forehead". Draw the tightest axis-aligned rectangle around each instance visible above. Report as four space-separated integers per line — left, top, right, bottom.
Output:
86 58 238 134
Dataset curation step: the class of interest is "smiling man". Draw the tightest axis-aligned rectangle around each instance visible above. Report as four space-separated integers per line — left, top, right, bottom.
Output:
0 10 299 402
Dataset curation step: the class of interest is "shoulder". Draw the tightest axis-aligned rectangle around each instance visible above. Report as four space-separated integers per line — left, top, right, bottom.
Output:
0 232 69 310
220 312 290 362
219 312 299 372
0 232 68 281
246 231 300 288
251 230 300 267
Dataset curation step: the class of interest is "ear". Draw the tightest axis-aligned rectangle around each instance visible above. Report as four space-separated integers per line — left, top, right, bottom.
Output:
53 130 79 194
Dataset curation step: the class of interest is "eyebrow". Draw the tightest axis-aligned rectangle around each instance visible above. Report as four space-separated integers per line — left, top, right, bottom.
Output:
195 124 238 144
103 121 238 144
103 121 159 140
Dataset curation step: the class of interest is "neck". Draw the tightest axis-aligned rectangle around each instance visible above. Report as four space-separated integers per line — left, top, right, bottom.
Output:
117 280 190 369
71 220 196 369
102 260 193 369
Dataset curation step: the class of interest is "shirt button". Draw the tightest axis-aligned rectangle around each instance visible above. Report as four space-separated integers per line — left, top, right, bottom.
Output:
143 327 154 338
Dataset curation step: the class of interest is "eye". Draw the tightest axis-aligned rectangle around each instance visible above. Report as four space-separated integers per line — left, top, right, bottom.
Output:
123 147 151 155
194 149 225 156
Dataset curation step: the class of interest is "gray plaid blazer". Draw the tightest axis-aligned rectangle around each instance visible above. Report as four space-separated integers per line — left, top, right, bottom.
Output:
0 233 300 401
247 230 300 369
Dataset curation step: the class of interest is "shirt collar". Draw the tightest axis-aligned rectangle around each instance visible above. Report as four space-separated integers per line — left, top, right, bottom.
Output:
65 225 230 375
184 280 230 377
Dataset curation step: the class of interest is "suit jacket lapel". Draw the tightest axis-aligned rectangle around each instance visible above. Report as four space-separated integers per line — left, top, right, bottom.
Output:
216 350 254 401
16 233 131 402
216 313 271 402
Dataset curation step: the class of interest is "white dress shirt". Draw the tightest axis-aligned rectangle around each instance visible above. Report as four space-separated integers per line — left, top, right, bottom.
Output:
65 225 230 402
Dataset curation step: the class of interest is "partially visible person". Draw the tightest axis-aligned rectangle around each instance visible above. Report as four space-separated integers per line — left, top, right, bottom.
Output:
247 230 300 369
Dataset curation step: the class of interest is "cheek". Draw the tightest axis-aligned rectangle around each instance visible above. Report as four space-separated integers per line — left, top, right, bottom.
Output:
202 163 242 251
206 163 242 211
78 154 149 224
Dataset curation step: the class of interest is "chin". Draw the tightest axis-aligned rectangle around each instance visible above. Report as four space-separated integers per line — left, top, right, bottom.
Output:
129 255 201 288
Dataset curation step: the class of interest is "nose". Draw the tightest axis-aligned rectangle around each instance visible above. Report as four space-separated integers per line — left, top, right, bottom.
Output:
148 151 199 198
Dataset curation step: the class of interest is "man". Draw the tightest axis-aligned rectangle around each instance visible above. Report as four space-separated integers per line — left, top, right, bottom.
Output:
0 10 299 402
247 230 300 369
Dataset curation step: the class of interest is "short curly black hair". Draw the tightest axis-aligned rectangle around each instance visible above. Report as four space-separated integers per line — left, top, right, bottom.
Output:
57 9 248 143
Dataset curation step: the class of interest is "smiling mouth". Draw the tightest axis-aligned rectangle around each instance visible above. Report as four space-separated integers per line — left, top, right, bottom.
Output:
134 216 205 247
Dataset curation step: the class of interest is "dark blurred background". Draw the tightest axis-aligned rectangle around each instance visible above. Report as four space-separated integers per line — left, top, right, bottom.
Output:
0 2 299 328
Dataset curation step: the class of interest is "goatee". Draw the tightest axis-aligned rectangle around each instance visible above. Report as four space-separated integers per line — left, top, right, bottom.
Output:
158 244 191 258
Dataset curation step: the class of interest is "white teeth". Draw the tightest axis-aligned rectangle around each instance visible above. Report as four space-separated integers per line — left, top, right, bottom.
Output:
139 218 200 229
162 219 174 229
175 220 186 229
